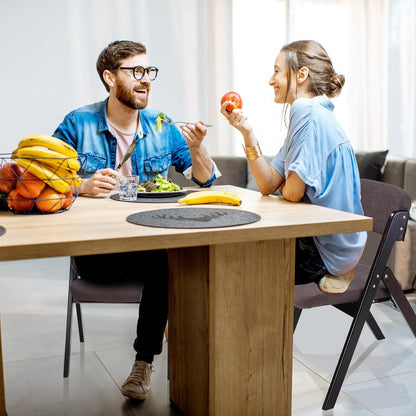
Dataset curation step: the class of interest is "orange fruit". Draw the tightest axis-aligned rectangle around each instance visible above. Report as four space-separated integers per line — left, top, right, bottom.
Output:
36 186 63 213
61 189 73 209
7 188 35 213
0 163 25 193
16 170 45 198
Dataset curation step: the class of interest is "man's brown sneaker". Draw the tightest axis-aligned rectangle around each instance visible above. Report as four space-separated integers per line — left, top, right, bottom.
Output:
121 361 155 400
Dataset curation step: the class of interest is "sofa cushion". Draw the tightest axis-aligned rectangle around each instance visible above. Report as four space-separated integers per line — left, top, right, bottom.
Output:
404 159 416 200
211 156 248 187
168 156 248 188
392 220 416 291
355 150 388 181
381 157 406 188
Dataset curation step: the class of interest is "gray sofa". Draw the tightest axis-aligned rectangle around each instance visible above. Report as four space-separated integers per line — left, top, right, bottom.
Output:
168 152 416 291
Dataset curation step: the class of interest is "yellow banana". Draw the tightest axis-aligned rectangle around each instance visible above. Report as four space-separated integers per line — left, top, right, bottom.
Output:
64 174 82 187
12 146 80 171
178 191 242 206
13 158 72 193
13 155 77 179
17 134 78 158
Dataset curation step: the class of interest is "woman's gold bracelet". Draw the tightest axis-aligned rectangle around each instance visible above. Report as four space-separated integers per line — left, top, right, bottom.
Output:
243 141 262 161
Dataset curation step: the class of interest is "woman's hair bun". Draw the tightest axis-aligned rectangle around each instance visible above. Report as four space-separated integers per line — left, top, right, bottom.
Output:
328 73 345 97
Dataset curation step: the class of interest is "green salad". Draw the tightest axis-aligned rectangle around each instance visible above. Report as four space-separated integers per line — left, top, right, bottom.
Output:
139 174 181 192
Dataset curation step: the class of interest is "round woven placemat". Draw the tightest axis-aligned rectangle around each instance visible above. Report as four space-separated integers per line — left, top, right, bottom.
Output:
126 207 261 229
0 226 5 236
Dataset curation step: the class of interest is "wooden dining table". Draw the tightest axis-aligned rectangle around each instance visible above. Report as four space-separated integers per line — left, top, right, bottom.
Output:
0 185 372 416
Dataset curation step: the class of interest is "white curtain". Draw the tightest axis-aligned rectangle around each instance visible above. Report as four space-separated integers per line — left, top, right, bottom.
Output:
63 0 234 155
286 0 416 158
286 0 389 153
231 0 392 157
1 0 414 158
0 0 233 155
387 0 416 158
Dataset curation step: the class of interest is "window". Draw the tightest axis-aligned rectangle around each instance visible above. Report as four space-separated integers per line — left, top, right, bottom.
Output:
231 0 410 157
232 0 287 156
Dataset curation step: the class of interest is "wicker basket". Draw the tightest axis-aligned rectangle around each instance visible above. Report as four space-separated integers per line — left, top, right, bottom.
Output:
0 153 87 214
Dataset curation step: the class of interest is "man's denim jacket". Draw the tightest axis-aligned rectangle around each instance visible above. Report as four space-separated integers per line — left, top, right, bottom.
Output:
53 98 220 186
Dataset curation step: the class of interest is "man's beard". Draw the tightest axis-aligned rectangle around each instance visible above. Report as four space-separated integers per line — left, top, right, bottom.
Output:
115 79 148 110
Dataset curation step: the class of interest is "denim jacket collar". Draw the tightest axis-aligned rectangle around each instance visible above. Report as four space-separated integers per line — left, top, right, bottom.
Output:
97 97 149 140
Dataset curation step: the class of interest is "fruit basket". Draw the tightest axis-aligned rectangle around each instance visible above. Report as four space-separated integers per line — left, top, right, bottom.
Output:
0 136 87 214
0 154 87 214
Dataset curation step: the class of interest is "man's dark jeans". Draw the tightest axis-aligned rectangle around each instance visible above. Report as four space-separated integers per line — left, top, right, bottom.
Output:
74 249 168 363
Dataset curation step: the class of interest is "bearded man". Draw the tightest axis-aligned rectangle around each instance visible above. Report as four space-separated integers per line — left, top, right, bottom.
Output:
53 40 220 400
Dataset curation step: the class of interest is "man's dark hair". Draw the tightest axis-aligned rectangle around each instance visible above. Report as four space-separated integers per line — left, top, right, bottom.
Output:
96 40 147 91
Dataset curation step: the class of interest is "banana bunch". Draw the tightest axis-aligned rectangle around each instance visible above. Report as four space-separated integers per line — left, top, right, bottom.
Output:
12 134 82 193
178 190 242 206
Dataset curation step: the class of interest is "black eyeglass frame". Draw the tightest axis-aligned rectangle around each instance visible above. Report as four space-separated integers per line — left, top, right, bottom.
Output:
118 65 159 81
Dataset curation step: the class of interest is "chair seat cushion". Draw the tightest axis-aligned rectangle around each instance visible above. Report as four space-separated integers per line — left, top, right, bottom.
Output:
71 278 143 303
294 264 391 309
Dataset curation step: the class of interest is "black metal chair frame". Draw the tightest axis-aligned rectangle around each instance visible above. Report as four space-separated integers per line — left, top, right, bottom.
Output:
294 179 416 410
63 257 143 377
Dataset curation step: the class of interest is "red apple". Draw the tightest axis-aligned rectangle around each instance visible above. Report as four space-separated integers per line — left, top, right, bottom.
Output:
221 91 243 113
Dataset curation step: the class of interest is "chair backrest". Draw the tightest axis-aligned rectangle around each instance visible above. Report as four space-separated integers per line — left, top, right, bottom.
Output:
360 179 411 238
294 180 411 309
69 257 143 303
294 179 414 411
359 180 410 291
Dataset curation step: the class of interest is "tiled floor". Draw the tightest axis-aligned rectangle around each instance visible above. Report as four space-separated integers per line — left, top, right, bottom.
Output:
0 257 416 415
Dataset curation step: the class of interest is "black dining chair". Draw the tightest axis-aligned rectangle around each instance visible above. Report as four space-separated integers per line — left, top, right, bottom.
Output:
293 179 416 410
63 257 144 377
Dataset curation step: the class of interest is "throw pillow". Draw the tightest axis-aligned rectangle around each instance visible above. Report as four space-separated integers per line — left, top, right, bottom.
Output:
355 150 388 181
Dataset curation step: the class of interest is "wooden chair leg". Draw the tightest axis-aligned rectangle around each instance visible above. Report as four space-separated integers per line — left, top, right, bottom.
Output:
335 303 385 340
323 307 369 410
365 312 385 340
322 269 385 411
383 269 416 337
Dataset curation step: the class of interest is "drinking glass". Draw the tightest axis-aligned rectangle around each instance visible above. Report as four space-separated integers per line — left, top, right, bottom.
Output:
118 175 139 201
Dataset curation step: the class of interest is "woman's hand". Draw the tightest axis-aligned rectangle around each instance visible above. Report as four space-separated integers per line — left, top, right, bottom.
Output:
220 102 253 136
79 168 118 195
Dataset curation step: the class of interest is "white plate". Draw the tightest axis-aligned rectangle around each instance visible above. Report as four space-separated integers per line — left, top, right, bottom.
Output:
136 189 187 198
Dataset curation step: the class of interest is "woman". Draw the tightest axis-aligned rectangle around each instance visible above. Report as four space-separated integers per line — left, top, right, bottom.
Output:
221 40 366 294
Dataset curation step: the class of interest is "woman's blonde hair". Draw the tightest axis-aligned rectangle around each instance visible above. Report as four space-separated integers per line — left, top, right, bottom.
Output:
280 40 345 100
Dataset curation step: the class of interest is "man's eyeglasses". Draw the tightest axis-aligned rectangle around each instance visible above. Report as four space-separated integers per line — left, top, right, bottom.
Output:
118 65 159 81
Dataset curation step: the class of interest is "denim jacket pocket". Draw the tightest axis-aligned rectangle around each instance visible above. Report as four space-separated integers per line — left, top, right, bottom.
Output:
80 153 107 177
144 152 172 177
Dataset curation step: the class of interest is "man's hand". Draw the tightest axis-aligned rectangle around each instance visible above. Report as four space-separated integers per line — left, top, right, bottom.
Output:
180 121 207 149
179 121 213 183
80 168 118 195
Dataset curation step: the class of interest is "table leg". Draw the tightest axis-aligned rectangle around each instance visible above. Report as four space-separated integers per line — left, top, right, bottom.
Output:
168 239 295 416
0 316 7 416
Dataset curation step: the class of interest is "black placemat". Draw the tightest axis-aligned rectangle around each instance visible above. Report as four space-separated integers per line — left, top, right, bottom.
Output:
126 207 261 229
111 189 194 203
0 226 5 236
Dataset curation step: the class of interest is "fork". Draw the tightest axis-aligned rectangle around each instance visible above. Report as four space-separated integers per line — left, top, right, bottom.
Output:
162 119 213 128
